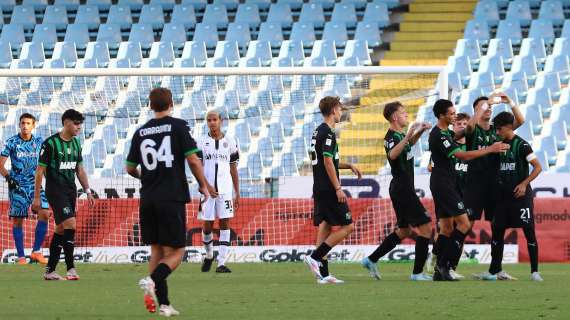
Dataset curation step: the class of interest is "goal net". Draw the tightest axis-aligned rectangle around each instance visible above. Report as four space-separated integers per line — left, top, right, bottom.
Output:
0 66 445 264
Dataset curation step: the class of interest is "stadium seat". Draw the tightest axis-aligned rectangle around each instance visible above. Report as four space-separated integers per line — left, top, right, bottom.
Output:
291 23 316 47
310 0 335 10
171 5 197 29
11 5 36 31
529 19 555 45
19 42 45 68
161 23 188 50
474 0 500 26
0 25 25 54
87 0 112 11
258 23 283 49
42 5 68 29
140 5 165 30
64 23 90 50
526 87 553 115
149 0 176 10
535 72 562 99
108 5 132 29
544 55 570 85
463 19 491 43
501 72 528 102
235 4 261 29
519 38 547 64
32 24 57 51
193 23 219 50
544 120 567 150
539 0 566 26
310 40 337 66
514 120 534 142
279 0 304 10
280 152 299 176
363 2 390 28
538 136 558 166
254 141 270 171
505 0 532 27
226 23 252 51
478 55 504 83
267 4 293 29
522 104 543 134
468 71 495 94
323 22 348 47
552 38 570 58
562 20 570 39
22 0 48 10
214 41 241 67
75 5 100 30
129 24 155 50
299 3 325 29
245 0 270 10
181 41 208 67
269 122 285 151
203 4 229 29
0 42 13 68
97 24 123 50
454 39 481 65
245 41 272 66
118 0 144 11
149 42 176 67
355 22 382 48
331 3 357 28
278 40 305 66
511 55 538 81
496 20 522 45
181 0 207 11
343 40 371 66
117 41 143 67
84 42 110 67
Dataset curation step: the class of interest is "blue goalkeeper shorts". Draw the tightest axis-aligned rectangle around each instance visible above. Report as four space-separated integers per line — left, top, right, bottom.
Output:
8 185 49 218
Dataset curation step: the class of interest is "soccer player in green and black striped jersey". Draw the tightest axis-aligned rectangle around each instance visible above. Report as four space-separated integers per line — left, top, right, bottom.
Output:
477 112 543 281
33 109 95 280
361 101 433 281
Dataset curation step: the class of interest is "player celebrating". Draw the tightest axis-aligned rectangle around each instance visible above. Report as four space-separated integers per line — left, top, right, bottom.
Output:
429 99 508 281
476 112 543 281
361 101 433 281
197 111 240 273
465 93 524 280
304 96 362 284
34 109 95 280
0 113 49 265
127 88 213 317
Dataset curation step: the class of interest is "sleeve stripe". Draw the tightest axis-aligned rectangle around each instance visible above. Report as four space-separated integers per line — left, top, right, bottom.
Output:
184 148 200 156
447 148 461 158
125 160 138 167
323 152 334 158
526 153 537 162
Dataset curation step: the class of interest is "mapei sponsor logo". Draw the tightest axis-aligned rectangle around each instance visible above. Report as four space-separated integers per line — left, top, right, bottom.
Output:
59 161 77 170
500 163 516 171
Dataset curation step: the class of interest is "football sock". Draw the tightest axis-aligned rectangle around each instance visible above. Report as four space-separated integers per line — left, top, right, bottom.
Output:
310 242 332 261
202 231 213 259
523 225 539 273
218 229 231 266
151 263 172 306
434 234 449 267
443 229 467 269
63 229 76 270
489 226 506 275
319 259 329 278
412 236 429 274
12 225 24 258
368 232 401 263
46 233 63 273
33 220 48 252
451 243 464 270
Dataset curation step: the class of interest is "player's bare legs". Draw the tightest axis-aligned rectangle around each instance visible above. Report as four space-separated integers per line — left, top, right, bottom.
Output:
201 220 215 272
216 218 232 273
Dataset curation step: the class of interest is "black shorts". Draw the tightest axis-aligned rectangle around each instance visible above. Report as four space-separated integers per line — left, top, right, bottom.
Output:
313 191 352 226
46 190 77 225
464 172 498 221
430 174 467 219
389 180 431 228
494 193 534 228
140 198 187 248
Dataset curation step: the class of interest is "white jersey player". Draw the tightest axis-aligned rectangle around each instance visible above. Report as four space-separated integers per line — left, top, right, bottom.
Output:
197 111 240 273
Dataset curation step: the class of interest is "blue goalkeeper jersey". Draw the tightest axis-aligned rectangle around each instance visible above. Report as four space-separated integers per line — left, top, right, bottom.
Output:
1 134 43 186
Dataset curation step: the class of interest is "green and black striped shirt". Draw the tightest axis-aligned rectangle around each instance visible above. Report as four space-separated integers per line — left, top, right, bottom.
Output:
384 129 414 185
38 133 83 193
465 124 500 174
498 135 534 196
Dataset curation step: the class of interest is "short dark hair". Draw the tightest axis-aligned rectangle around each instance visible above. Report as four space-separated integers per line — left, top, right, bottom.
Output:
19 113 36 123
61 109 85 125
149 87 173 112
493 111 514 129
456 113 471 122
319 96 341 116
472 96 488 110
433 99 453 119
383 101 403 122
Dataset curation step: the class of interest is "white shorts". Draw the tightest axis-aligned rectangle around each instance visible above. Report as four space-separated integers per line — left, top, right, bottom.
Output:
198 193 234 221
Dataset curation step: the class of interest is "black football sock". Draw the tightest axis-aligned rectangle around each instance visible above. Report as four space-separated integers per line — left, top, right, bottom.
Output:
489 225 506 275
451 243 464 270
151 263 172 306
523 225 539 273
412 236 430 274
319 259 329 278
155 279 170 306
46 233 63 273
368 232 401 263
63 229 76 271
310 242 332 261
434 234 449 267
443 229 467 269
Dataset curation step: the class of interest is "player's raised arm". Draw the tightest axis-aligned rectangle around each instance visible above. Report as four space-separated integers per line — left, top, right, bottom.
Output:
409 122 431 146
453 141 509 161
500 93 525 130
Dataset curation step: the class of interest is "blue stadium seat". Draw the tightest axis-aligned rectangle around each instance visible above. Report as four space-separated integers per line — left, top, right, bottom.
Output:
448 56 472 88
538 136 557 166
84 42 110 67
226 22 251 50
474 0 499 26
310 0 334 10
526 87 553 114
0 42 12 68
149 42 176 67
181 0 207 11
511 55 538 81
10 5 36 31
343 40 371 66
291 136 307 164
256 139 272 169
0 0 15 12
457 88 483 111
213 0 239 11
64 23 89 50
299 4 325 29
552 38 570 58
290 24 316 49
267 4 293 29
501 72 528 102
118 0 144 11
279 0 303 10
32 24 57 51
363 2 390 28
22 0 48 10
463 19 491 43
181 41 208 67
268 122 285 151
278 40 305 66
75 5 100 29
258 22 283 49
478 55 504 83
496 19 522 45
245 40 272 66
519 38 547 64
540 0 565 26
96 24 122 50
86 0 111 11
562 20 570 38
245 0 270 10
454 39 481 65
487 38 513 66
42 5 68 29
108 5 133 29
544 55 570 84
117 41 143 67
323 22 348 47
203 4 229 29
129 24 155 50
1 24 26 52
514 120 534 142
529 19 555 45
160 23 187 50
193 23 219 50
522 104 543 134
545 120 567 150
19 42 44 68
535 72 562 99
281 152 299 176
468 71 495 93
150 0 176 10
171 5 197 29
341 0 368 10
331 3 357 28
235 4 260 29
310 40 337 66
506 0 532 27
139 4 165 30
214 41 241 67
355 22 382 48
234 121 252 152
323 74 351 100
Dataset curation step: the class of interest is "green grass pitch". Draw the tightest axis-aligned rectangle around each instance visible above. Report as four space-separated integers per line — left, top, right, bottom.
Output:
1 263 569 319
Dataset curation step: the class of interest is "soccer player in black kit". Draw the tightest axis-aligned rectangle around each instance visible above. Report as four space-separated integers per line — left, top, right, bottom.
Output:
361 101 433 281
429 99 508 281
303 96 362 284
479 112 543 281
126 88 215 316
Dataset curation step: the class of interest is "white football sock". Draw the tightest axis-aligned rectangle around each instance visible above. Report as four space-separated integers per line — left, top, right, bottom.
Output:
217 229 231 266
202 231 214 259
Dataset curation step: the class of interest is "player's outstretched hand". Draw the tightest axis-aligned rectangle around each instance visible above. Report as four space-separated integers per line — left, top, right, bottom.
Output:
207 184 218 198
350 164 362 180
87 193 95 208
513 182 527 198
336 189 347 203
488 142 510 153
